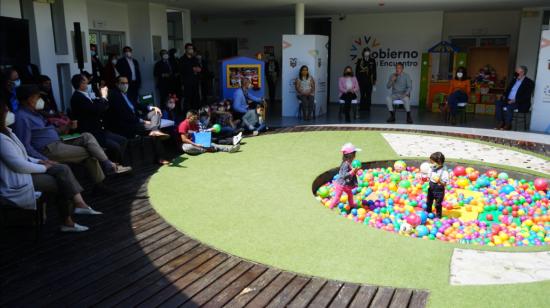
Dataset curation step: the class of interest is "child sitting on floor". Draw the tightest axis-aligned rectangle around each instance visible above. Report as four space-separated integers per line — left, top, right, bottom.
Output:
329 143 361 209
242 104 267 136
426 152 449 218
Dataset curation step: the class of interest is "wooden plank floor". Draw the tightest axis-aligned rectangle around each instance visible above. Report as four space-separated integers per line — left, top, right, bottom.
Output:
0 157 429 307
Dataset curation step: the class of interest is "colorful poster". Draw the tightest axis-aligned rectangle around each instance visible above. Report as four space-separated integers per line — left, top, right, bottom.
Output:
226 64 262 89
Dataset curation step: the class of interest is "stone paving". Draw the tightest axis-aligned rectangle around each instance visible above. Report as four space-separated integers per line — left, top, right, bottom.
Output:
382 133 550 175
450 249 550 285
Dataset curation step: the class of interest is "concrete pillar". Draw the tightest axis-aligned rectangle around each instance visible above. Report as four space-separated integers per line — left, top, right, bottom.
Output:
295 3 305 35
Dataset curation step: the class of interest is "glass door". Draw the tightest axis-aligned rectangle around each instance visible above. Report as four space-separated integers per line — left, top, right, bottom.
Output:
89 30 126 65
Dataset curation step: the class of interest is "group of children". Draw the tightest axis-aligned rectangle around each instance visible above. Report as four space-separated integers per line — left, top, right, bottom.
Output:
331 143 448 218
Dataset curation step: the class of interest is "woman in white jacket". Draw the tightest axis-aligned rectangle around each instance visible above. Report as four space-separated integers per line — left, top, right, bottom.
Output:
0 101 98 232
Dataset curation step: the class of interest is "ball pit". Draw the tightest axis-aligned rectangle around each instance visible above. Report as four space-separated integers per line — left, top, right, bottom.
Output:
316 163 550 247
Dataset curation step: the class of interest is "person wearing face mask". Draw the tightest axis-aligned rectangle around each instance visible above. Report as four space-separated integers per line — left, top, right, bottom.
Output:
116 46 141 103
70 74 130 166
90 44 103 88
179 43 202 111
103 54 120 89
1 100 99 232
106 76 170 165
168 49 182 100
232 78 263 121
1 68 22 112
445 67 471 125
154 49 174 108
386 62 413 124
338 66 360 122
13 85 128 194
295 65 316 121
36 75 72 129
355 47 377 111
495 65 535 130
15 62 40 85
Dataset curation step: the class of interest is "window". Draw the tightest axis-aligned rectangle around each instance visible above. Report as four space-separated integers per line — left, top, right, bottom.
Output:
450 36 510 51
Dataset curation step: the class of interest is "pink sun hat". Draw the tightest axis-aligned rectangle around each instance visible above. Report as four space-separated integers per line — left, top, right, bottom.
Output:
340 143 362 154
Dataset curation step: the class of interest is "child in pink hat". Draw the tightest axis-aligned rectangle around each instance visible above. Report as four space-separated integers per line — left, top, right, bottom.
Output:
329 143 361 209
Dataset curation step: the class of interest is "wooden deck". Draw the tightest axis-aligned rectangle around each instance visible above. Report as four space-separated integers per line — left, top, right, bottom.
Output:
0 163 429 307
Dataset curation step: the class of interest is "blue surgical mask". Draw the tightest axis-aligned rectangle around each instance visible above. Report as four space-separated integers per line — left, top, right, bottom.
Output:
91 50 96 57
13 79 21 88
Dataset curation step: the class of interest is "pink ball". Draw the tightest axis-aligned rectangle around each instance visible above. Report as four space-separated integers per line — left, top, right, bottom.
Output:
406 213 421 227
534 178 548 191
453 166 466 176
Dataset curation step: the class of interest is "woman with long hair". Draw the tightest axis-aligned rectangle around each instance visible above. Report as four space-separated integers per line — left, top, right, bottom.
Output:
294 65 315 121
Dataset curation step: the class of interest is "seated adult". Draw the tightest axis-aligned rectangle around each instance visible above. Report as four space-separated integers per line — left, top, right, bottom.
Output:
385 62 413 124
13 85 128 193
295 65 315 121
178 110 240 155
70 74 129 164
36 75 71 127
1 68 21 113
495 65 535 130
106 76 170 165
232 78 262 120
446 66 471 125
0 101 100 233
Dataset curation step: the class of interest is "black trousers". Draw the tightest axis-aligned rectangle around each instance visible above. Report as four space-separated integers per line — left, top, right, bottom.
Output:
94 130 128 164
340 92 357 123
426 182 445 218
183 82 201 111
358 79 373 109
267 77 277 104
128 80 140 104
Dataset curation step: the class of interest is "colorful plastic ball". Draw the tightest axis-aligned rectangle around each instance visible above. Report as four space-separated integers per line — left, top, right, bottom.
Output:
212 124 221 133
420 162 431 175
456 177 469 188
317 186 330 198
498 172 509 180
399 180 412 188
500 185 515 195
534 178 548 192
453 165 467 176
351 159 362 169
390 174 401 182
416 225 429 237
468 171 479 181
406 213 421 227
486 169 498 178
394 160 407 172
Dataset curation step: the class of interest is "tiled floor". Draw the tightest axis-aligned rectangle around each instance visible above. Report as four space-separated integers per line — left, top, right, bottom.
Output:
382 133 550 175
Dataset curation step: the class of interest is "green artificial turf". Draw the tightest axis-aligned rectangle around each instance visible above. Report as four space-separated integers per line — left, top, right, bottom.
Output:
149 131 550 308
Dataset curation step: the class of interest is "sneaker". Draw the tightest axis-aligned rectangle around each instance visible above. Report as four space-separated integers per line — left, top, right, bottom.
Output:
114 165 133 174
149 130 170 140
252 130 259 136
233 132 243 145
74 206 103 215
60 223 89 232
228 144 240 153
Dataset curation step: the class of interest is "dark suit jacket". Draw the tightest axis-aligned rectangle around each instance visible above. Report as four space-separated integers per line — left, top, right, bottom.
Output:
504 77 535 112
106 88 148 138
17 63 41 84
70 91 109 137
154 60 173 87
115 57 141 86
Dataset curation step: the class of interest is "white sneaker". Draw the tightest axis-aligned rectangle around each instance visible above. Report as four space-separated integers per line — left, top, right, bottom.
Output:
60 223 89 233
253 130 259 136
233 132 243 145
74 207 103 215
228 144 240 153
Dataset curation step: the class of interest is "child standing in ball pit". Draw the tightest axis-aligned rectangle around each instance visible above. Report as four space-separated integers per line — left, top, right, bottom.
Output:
329 143 361 209
426 152 450 218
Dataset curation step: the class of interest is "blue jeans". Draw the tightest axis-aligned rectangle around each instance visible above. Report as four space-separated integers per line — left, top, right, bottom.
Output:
245 123 267 132
495 100 518 125
448 90 468 116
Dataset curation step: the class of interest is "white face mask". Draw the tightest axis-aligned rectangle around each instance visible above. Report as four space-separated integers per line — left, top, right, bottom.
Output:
167 102 175 110
111 59 117 65
456 72 464 78
125 52 132 58
118 84 129 93
5 111 15 126
35 98 45 110
162 54 169 60
13 79 21 88
364 52 370 58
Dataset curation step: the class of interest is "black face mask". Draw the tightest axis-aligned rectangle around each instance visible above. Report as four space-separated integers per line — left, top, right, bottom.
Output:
345 72 353 77
513 72 519 78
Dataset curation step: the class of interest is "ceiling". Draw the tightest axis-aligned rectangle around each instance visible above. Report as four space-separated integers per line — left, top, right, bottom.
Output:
155 0 549 17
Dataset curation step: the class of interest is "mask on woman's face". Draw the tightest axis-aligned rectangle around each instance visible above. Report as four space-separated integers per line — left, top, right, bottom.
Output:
13 79 21 88
162 54 169 60
5 111 15 126
345 71 352 76
111 59 117 65
456 72 464 79
35 98 45 110
364 52 370 58
118 84 129 93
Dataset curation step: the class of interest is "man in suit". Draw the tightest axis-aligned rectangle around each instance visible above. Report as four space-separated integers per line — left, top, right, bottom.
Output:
495 65 535 130
116 46 141 103
106 76 169 165
179 43 201 111
16 62 41 84
70 74 129 165
154 49 173 108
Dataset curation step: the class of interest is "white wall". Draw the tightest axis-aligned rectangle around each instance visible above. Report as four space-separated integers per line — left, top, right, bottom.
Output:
86 0 129 34
330 11 444 104
192 16 294 59
516 8 548 79
0 0 21 18
150 3 168 50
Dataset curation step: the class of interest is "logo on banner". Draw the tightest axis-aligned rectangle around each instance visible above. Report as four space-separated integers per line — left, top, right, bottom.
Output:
543 84 550 103
289 58 297 68
318 58 322 68
350 35 419 67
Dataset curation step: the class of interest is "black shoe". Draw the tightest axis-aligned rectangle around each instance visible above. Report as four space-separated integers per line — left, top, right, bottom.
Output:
406 112 413 124
386 112 395 123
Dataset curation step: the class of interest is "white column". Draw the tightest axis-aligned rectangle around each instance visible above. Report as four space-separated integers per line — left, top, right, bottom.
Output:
295 3 305 35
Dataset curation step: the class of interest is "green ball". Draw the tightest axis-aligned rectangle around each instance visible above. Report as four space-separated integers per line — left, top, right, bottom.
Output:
351 159 361 168
317 186 330 198
212 124 221 133
399 180 411 188
390 174 401 182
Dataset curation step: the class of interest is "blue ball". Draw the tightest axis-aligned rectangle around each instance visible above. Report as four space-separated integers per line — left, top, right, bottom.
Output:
500 185 515 195
418 211 428 224
416 225 429 237
351 208 358 216
428 213 435 219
